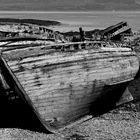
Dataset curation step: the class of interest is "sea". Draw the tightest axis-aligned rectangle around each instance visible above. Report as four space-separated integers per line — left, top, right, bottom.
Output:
0 11 140 32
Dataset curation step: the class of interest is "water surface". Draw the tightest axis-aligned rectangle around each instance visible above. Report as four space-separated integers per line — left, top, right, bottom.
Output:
0 11 140 32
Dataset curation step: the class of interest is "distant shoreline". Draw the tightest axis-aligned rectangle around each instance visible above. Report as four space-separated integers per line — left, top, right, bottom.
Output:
0 18 61 27
0 10 140 13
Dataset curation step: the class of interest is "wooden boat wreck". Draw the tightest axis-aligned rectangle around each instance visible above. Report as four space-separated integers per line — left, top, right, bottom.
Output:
0 37 139 133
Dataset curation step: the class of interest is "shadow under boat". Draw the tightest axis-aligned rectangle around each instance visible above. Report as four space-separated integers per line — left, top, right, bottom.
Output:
89 82 132 116
0 63 50 134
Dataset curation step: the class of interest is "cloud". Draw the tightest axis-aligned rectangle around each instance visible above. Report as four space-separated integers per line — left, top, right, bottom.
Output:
135 0 140 4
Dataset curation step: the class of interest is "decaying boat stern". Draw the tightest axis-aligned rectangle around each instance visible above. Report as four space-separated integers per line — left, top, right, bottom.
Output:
0 41 139 133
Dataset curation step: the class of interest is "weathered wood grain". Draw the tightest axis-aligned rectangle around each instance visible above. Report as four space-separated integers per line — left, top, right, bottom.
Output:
1 41 139 131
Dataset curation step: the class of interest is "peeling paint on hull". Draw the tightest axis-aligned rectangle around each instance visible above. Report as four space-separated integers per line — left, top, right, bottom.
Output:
0 41 139 132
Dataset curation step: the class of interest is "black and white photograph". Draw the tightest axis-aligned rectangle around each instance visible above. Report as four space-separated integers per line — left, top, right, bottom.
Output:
0 0 140 139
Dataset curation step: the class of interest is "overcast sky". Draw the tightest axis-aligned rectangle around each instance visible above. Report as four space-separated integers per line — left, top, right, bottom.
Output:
0 0 139 11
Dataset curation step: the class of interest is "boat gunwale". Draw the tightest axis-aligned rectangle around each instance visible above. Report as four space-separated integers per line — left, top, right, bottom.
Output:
0 40 132 53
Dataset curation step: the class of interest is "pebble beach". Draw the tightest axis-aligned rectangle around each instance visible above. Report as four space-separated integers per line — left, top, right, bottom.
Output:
1 105 140 140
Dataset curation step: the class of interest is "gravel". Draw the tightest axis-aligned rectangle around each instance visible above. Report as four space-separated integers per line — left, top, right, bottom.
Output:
1 104 140 140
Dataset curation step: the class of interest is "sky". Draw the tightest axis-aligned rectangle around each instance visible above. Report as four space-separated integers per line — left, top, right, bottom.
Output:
0 0 139 11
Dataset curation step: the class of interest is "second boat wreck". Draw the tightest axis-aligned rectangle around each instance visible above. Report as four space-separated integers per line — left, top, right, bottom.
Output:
0 37 139 132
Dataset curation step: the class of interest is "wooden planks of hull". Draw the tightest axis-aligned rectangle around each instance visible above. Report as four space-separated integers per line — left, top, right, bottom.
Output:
1 42 139 131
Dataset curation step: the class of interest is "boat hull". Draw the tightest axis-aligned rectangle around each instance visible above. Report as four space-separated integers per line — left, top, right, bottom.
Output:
0 42 139 132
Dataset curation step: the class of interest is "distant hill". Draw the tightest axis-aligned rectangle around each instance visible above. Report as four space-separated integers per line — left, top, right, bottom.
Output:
0 0 139 11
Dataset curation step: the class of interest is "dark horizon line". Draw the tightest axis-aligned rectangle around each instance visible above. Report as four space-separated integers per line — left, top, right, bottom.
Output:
0 10 140 12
